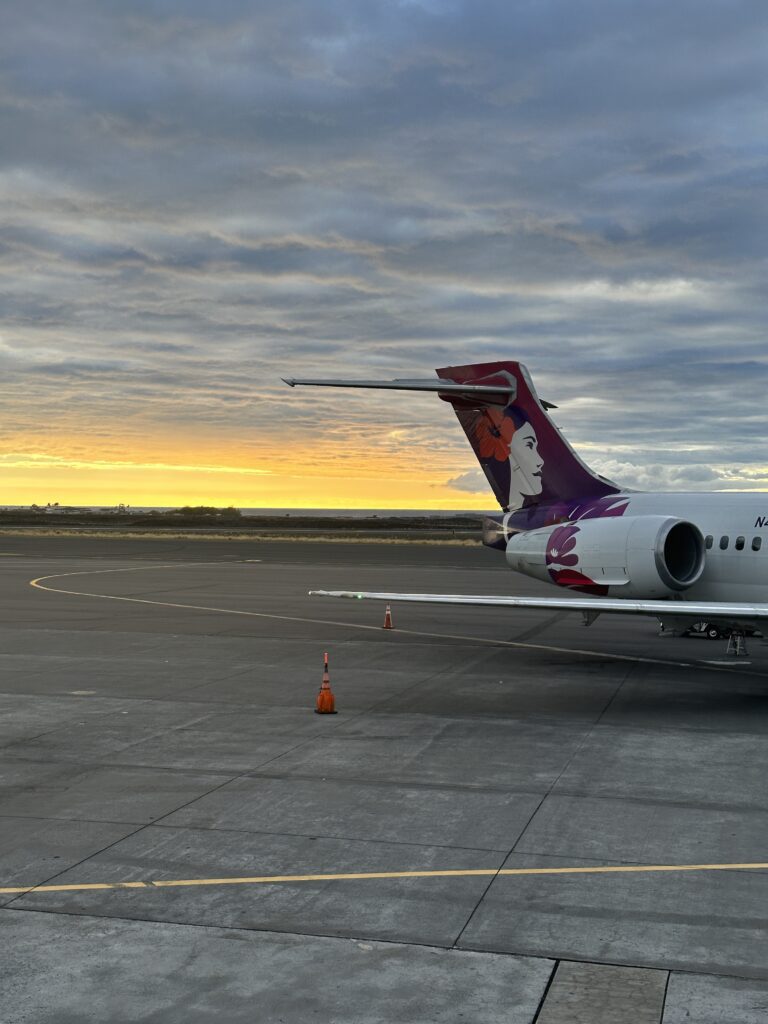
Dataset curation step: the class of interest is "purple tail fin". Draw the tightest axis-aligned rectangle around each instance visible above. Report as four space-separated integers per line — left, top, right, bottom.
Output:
436 360 619 512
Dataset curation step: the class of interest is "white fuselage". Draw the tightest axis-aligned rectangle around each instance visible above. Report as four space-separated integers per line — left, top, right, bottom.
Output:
562 492 768 602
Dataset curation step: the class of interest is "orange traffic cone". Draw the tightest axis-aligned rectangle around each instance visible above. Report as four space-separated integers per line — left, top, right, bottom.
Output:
315 651 337 714
382 604 394 630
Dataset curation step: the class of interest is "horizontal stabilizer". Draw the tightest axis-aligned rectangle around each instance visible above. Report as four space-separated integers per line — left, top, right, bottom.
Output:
309 590 768 621
282 376 557 408
284 377 516 398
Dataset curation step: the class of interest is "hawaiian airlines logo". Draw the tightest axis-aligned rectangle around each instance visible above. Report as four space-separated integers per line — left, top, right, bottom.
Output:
472 407 544 511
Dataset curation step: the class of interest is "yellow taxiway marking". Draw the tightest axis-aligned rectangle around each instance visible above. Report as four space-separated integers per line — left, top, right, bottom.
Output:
28 564 703 671
3 862 768 897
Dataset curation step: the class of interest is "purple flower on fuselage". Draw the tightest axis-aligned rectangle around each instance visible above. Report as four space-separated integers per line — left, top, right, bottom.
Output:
546 524 580 568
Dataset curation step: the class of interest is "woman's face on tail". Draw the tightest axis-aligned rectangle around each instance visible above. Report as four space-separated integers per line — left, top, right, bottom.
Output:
509 422 544 495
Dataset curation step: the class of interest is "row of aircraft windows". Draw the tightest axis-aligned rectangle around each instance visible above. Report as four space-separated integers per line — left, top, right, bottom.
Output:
704 534 762 552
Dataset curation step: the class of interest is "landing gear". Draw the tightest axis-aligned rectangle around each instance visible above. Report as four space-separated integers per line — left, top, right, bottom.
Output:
726 629 749 657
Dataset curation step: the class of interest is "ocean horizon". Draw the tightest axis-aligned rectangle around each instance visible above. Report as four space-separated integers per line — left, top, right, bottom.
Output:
1 505 488 518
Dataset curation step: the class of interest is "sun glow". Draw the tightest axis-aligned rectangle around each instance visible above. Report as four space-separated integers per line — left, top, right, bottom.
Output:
1 435 488 509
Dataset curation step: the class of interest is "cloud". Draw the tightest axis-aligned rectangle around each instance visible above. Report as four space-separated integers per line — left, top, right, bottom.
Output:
1 0 767 502
444 469 487 494
590 458 768 493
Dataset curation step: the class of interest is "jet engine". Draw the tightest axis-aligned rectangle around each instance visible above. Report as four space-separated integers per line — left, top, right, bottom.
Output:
505 515 705 598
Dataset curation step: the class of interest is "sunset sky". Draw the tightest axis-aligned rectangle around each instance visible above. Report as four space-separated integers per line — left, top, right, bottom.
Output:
2 1 767 509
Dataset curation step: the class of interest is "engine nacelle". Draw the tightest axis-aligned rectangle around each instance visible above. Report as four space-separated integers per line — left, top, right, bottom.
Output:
505 515 705 598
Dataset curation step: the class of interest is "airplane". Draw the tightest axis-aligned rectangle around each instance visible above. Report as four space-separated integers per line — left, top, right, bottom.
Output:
283 360 768 642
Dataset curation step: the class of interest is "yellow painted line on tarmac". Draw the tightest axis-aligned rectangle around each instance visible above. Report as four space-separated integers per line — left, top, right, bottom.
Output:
3 861 768 897
1 881 150 894
28 564 703 670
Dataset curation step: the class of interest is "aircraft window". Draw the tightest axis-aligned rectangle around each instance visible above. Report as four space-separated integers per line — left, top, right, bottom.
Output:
753 537 762 551
736 536 745 550
705 535 713 549
719 535 729 550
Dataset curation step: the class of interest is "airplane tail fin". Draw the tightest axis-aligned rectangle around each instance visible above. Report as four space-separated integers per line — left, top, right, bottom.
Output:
436 361 619 512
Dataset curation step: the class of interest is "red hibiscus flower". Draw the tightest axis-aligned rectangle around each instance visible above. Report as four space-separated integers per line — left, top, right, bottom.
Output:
473 411 515 461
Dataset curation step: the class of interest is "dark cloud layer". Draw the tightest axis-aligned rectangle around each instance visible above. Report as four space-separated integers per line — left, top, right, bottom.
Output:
2 0 767 496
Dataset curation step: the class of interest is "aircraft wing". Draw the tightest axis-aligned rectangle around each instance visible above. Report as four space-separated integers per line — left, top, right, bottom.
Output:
309 590 768 621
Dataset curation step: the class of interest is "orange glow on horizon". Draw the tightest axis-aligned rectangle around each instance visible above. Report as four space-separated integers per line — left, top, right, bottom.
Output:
0 433 489 510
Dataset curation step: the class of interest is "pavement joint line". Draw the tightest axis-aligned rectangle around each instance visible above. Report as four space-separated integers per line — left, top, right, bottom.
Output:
27 564 760 674
4 861 768 896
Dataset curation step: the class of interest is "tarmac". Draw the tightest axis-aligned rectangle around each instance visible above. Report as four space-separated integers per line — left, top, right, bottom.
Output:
3 534 768 1022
